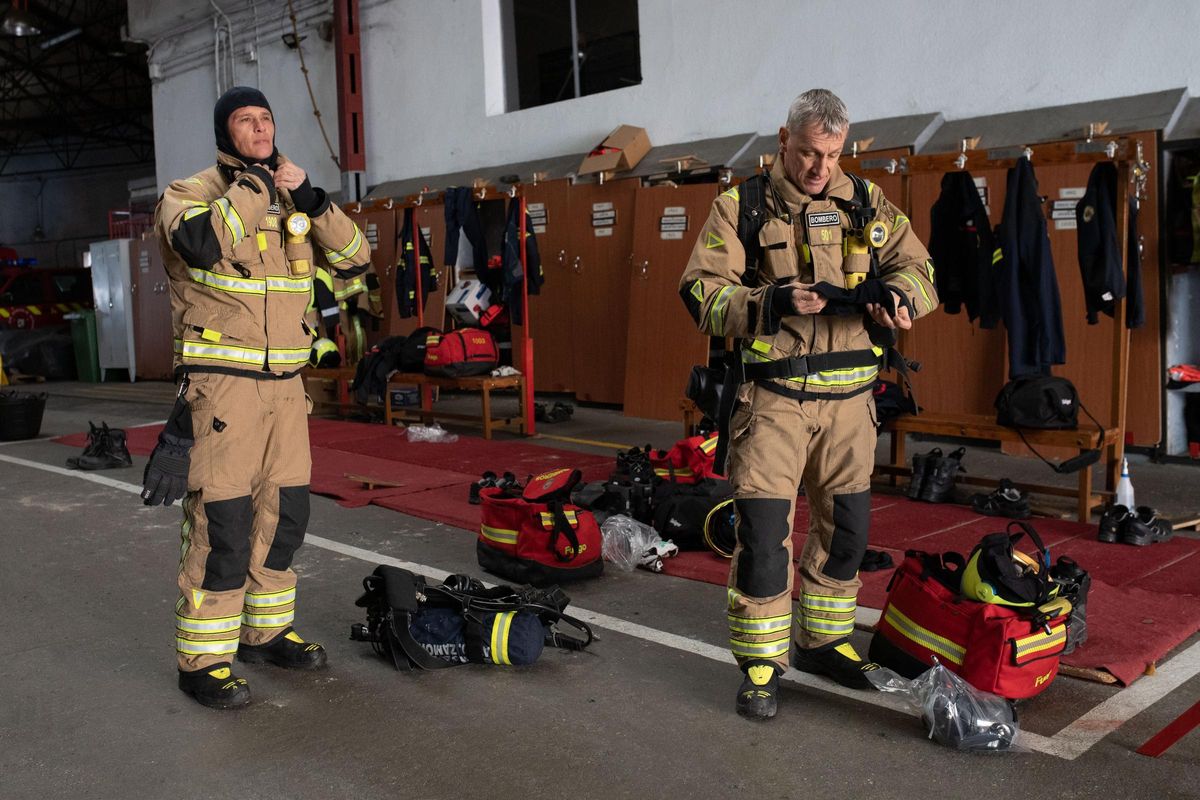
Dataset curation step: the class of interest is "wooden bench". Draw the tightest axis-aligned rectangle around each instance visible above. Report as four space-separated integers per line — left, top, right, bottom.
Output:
384 372 527 439
302 366 362 416
879 411 1121 521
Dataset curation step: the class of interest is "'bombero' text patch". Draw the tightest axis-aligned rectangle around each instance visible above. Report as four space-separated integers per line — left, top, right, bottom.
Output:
806 211 840 227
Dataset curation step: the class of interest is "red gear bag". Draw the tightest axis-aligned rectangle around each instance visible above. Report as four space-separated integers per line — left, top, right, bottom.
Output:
424 328 499 378
650 433 721 484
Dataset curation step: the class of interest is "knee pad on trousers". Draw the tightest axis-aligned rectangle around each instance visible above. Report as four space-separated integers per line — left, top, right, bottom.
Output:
822 489 871 581
265 485 311 571
201 495 254 591
733 498 792 597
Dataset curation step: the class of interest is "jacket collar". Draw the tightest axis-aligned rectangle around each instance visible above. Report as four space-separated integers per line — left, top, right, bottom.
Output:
768 157 854 208
215 150 290 185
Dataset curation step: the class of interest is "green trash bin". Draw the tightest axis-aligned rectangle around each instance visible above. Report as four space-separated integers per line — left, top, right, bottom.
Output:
68 310 101 382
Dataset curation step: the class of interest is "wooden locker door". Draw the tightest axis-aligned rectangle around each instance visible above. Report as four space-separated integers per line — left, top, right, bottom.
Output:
410 205 451 335
345 204 397 344
622 183 715 420
566 180 638 404
521 179 575 391
130 239 173 380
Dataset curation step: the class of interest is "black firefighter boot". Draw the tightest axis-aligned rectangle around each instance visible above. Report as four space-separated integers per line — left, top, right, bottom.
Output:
65 421 104 469
178 662 251 709
735 659 781 720
792 638 881 691
906 447 941 500
918 447 965 504
238 628 328 670
75 425 133 470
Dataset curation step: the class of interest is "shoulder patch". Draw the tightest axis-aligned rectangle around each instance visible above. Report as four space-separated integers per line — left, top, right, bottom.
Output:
806 211 840 228
690 280 704 302
721 186 739 201
705 231 725 249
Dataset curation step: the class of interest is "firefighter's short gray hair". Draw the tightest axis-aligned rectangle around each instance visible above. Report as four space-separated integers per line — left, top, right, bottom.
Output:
785 89 849 136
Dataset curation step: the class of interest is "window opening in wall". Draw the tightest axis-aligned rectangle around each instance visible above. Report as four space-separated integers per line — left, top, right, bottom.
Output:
509 0 641 111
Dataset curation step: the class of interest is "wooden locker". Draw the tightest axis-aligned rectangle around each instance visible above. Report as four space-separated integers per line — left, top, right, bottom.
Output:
130 238 173 380
401 203 449 335
523 179 575 392
622 183 716 420
344 204 397 345
566 180 638 404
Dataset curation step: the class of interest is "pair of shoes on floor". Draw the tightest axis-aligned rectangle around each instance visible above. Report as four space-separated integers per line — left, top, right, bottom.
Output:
907 446 965 503
468 470 521 504
65 421 132 470
1098 504 1174 546
736 639 879 721
179 629 328 710
534 401 575 424
970 478 1031 519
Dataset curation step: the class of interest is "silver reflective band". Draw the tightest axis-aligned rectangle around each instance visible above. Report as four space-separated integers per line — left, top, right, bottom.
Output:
242 610 295 628
729 636 790 658
800 594 856 611
176 637 239 655
175 614 241 634
212 197 246 243
243 588 297 607
727 612 792 635
267 275 313 293
324 226 363 265
188 268 265 295
175 340 265 365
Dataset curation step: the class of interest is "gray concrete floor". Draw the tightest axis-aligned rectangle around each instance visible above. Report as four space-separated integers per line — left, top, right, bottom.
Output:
2 381 1199 799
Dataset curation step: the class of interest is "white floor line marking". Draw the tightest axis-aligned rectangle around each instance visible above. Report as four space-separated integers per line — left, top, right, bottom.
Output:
905 515 981 543
4 452 1196 760
0 436 57 447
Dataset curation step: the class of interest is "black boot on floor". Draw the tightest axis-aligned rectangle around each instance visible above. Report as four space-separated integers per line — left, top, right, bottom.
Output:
178 662 251 709
66 421 105 469
907 447 940 500
970 479 1031 519
76 425 132 470
735 659 780 721
919 446 965 504
792 639 880 691
238 628 328 670
1120 506 1174 546
1097 504 1130 543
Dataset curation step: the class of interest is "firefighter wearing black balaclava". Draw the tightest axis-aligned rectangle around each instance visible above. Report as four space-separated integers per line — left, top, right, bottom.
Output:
149 86 371 709
679 89 938 720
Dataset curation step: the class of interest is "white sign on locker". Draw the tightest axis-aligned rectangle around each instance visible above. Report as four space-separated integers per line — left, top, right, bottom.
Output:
365 222 379 247
661 231 684 240
1059 187 1086 200
594 227 613 237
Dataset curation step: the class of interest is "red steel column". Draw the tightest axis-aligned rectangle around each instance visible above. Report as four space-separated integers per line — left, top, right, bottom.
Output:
334 0 366 195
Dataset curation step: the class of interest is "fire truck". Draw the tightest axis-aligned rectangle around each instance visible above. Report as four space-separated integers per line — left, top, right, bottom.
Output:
0 265 94 330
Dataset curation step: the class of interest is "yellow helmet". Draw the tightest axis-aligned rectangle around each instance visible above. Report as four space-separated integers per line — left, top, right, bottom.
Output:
310 337 341 368
960 525 1057 608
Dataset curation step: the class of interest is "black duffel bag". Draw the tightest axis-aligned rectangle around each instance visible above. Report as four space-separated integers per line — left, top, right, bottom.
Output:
994 375 1102 474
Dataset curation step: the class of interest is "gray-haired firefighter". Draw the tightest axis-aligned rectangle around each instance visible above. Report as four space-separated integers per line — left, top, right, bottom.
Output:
147 86 371 709
679 89 938 720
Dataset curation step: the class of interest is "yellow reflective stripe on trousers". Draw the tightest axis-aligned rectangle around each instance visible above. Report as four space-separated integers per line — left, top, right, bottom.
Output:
706 285 734 334
176 637 239 655
490 611 515 665
243 587 297 608
797 612 855 636
324 225 364 265
267 275 313 293
481 524 517 545
241 609 296 628
211 197 246 244
727 612 792 635
800 593 856 612
730 635 790 660
175 339 266 366
883 605 965 665
1013 626 1066 660
187 268 266 295
175 613 241 634
741 348 880 387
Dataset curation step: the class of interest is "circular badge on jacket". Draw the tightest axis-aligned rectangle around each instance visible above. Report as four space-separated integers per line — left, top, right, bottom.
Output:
867 220 890 248
286 212 311 237
1082 205 1096 223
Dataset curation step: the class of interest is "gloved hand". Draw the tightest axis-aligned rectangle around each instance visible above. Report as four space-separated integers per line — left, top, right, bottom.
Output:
141 431 194 506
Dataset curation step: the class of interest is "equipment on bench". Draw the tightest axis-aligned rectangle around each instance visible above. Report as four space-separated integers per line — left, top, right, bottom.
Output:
994 375 1102 474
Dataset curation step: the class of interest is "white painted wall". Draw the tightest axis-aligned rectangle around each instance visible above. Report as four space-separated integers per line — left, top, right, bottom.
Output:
133 0 1200 192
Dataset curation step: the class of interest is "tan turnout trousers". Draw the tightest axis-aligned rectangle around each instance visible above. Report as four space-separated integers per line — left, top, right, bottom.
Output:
174 372 312 671
726 384 877 669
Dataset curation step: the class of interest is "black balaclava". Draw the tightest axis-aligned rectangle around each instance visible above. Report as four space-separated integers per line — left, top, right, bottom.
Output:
214 86 278 168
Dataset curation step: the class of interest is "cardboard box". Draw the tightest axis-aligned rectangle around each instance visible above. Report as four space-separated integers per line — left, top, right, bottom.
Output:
445 278 492 325
578 125 651 175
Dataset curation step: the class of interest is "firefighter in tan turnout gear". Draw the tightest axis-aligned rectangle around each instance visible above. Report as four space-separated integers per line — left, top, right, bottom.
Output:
679 89 938 720
146 87 371 709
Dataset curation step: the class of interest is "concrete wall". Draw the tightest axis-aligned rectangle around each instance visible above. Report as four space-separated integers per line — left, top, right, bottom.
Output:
0 164 154 270
132 0 1200 191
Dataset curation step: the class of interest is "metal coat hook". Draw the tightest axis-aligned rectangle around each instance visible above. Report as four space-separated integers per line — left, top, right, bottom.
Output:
384 198 394 209
507 184 518 199
1022 146 1033 162
414 194 423 206
352 201 362 213
1105 140 1118 159
954 138 969 170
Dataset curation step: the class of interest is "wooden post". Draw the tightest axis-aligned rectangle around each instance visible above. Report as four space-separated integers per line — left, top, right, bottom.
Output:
1106 159 1134 500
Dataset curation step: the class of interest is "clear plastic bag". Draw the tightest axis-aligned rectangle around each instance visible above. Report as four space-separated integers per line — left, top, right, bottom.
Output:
405 423 459 443
868 659 1025 753
600 514 664 572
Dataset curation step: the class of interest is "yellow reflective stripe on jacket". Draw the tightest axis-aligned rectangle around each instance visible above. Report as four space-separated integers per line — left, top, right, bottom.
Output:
176 637 239 655
727 612 792 636
241 609 296 629
721 185 739 201
187 268 265 295
268 347 313 366
748 338 771 355
992 248 1003 265
175 339 265 366
182 205 209 221
211 197 246 243
324 225 364 265
883 605 965 665
893 213 909 231
490 611 516 665
729 635 790 659
891 272 933 314
800 593 856 612
267 275 313 293
334 276 366 300
1013 625 1066 661
175 613 241 634
481 524 518 545
741 348 880 388
706 285 735 334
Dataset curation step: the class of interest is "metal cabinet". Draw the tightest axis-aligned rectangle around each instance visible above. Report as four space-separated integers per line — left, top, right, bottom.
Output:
89 238 137 381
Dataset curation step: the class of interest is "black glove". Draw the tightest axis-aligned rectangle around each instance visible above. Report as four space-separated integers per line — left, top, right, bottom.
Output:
141 431 194 506
289 177 321 214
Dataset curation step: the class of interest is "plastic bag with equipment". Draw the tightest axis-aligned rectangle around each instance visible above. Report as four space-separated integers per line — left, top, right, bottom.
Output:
600 514 672 572
406 422 459 443
868 659 1025 753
